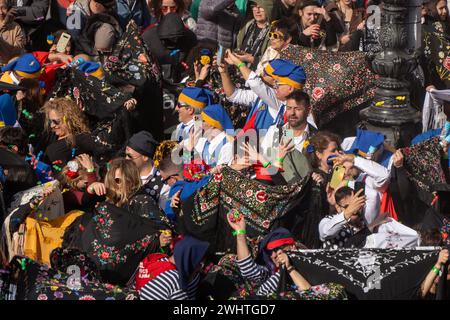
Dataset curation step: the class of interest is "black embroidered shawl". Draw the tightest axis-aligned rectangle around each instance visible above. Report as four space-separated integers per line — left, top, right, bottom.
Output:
280 45 376 128
179 167 311 253
289 248 439 300
62 201 163 286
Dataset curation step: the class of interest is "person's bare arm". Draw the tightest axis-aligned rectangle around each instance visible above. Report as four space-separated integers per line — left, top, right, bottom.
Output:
227 212 250 260
224 49 252 81
420 249 449 298
276 251 311 291
217 62 235 98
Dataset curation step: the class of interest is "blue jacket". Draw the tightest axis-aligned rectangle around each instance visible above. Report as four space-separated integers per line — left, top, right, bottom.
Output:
116 0 155 30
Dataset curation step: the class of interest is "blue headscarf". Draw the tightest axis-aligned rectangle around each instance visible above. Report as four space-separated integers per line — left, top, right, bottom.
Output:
255 228 294 274
173 235 209 290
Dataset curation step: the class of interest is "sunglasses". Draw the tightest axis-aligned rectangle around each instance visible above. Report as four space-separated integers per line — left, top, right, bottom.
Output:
162 173 178 184
125 153 141 160
177 102 189 109
268 244 289 255
161 5 177 12
48 118 62 126
268 31 284 40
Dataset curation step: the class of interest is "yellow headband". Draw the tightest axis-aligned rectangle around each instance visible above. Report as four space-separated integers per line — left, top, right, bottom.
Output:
15 70 41 79
357 150 367 158
264 63 275 76
274 75 304 89
179 93 207 109
89 67 104 80
201 112 222 130
264 64 304 89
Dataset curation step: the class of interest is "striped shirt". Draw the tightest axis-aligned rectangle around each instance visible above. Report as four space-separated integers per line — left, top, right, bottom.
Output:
139 258 200 300
236 255 281 296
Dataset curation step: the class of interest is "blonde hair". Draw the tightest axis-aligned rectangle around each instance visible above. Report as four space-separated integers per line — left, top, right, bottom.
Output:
105 158 141 207
42 98 89 146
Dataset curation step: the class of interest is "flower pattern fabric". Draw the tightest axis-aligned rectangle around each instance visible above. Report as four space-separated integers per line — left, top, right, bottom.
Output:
1 256 138 300
280 45 376 128
401 137 447 193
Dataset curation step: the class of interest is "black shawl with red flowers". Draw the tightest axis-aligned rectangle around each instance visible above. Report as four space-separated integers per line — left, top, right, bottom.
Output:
179 167 314 253
62 201 163 286
280 45 376 128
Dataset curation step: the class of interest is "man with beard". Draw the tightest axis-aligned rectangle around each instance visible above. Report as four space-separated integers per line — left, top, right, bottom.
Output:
260 90 316 183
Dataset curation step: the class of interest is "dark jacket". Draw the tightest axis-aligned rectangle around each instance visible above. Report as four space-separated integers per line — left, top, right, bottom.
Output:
271 0 295 21
329 2 366 51
11 0 49 27
196 0 241 48
142 13 197 83
291 10 344 50
116 0 155 30
75 13 122 57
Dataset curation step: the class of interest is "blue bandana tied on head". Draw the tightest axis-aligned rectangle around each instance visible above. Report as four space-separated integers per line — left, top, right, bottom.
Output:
173 235 209 290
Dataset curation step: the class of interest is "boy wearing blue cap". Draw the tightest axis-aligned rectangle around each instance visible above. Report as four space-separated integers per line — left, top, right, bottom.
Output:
219 51 316 135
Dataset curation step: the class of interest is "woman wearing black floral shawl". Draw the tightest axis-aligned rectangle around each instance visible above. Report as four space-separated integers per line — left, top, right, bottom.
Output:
62 158 171 286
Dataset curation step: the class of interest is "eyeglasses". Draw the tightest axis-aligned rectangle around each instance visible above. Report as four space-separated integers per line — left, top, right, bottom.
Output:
162 173 178 184
48 118 62 126
161 5 177 13
268 31 284 40
114 177 122 184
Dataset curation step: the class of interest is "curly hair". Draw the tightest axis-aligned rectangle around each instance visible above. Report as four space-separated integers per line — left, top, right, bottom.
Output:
104 158 141 207
42 98 89 146
153 140 179 168
303 131 341 169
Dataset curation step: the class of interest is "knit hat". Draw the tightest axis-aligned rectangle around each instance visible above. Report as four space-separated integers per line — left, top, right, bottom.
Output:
178 87 214 109
127 131 159 158
265 59 307 89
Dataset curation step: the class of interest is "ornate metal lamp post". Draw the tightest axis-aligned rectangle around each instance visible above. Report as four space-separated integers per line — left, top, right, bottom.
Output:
360 0 422 146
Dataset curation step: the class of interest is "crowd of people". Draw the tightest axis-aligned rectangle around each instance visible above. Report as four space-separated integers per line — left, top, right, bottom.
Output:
0 0 449 300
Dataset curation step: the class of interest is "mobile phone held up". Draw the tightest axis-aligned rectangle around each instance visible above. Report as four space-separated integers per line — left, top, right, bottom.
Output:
330 165 346 190
216 45 224 66
56 32 71 53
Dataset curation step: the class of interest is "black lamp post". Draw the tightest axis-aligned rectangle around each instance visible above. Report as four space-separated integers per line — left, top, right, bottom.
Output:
360 0 423 146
